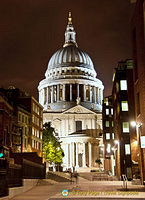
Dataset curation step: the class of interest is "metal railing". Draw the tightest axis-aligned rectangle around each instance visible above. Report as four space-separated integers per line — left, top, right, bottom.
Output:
122 174 128 191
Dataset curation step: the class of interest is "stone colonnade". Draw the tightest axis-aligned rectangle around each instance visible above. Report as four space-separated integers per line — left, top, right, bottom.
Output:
65 141 93 169
40 83 103 105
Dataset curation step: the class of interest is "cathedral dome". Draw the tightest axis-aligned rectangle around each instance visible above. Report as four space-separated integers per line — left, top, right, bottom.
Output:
47 45 94 70
38 12 104 112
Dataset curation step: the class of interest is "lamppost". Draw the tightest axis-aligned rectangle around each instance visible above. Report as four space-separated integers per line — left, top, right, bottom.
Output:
131 121 144 184
112 140 119 176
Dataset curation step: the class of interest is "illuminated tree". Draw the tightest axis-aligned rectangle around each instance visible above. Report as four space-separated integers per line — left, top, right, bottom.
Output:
42 122 64 167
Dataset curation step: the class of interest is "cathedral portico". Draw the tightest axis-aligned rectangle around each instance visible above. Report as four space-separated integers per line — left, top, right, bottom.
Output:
61 134 99 170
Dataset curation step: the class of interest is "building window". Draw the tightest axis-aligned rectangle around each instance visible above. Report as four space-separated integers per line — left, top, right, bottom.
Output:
24 138 27 148
37 130 39 138
137 92 140 116
106 133 110 140
104 98 108 106
112 133 114 140
22 115 24 123
18 113 21 121
121 101 128 111
25 127 27 135
107 144 111 153
40 132 42 140
32 128 34 135
122 122 129 133
111 108 113 115
120 80 127 90
32 140 34 148
112 121 114 127
125 144 131 155
76 121 82 132
105 121 109 127
106 109 109 115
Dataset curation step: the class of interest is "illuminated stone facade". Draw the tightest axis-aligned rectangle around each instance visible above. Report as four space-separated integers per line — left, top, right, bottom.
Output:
38 13 104 171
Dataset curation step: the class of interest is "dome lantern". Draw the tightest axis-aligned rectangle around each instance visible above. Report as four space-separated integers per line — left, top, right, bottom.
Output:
63 12 78 47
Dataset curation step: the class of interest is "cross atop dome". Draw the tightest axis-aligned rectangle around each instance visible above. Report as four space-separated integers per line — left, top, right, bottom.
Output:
68 12 72 25
63 12 78 47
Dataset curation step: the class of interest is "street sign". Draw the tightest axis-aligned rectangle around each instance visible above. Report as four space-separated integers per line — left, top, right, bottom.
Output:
0 153 3 158
140 136 145 148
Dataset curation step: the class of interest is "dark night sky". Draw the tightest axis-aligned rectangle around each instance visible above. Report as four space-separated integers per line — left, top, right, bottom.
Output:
0 0 134 100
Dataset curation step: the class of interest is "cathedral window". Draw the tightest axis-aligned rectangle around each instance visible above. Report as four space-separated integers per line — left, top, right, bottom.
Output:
76 121 82 132
59 85 63 100
86 85 90 101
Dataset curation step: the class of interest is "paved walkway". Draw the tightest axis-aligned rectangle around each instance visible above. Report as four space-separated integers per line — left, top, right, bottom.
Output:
8 176 145 200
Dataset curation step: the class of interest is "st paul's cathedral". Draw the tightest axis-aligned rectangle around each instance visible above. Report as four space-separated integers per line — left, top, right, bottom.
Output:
38 13 104 171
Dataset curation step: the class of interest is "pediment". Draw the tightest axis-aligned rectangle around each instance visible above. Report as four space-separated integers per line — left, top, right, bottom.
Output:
63 105 95 114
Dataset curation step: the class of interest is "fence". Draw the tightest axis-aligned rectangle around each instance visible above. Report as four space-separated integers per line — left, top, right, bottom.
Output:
0 157 46 197
7 163 22 187
23 159 46 179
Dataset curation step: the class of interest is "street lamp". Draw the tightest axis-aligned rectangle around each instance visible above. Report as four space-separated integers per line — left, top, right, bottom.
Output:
112 140 119 176
130 121 144 184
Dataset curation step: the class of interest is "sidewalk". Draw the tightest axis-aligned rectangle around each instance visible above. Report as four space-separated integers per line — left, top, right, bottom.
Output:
1 176 145 200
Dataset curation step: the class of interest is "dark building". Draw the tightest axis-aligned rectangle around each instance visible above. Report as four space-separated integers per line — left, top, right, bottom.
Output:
0 87 43 156
131 0 145 183
112 59 135 180
102 95 115 175
18 96 43 157
0 92 13 150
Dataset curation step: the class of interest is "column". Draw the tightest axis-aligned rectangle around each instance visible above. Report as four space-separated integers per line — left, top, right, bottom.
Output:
70 143 72 168
51 86 54 103
57 84 59 102
101 89 103 105
89 142 92 167
63 84 65 101
72 142 75 167
99 88 101 104
83 143 86 167
84 85 86 101
77 84 79 97
76 142 79 167
46 87 49 104
70 84 72 101
97 87 99 104
66 144 69 169
43 88 45 104
94 87 96 103
90 86 92 102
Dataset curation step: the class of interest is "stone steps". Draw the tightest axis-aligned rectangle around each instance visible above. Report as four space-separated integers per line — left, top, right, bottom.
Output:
78 172 118 181
46 171 71 182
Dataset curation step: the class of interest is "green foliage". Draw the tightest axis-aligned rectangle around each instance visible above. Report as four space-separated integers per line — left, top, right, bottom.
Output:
42 122 64 165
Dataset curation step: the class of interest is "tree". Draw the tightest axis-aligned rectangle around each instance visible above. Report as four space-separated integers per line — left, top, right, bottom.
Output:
42 122 64 167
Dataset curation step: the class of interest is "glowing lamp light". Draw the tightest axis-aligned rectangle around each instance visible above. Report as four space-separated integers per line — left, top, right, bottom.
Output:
114 140 119 145
130 121 136 127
